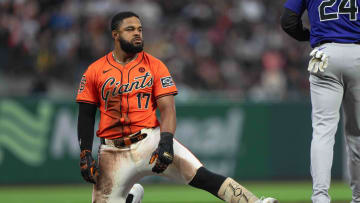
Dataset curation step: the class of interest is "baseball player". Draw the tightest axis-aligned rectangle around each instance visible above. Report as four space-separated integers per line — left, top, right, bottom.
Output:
76 11 278 203
281 0 360 202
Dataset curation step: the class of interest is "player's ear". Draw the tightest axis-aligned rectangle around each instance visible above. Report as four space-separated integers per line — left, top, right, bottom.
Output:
112 30 119 40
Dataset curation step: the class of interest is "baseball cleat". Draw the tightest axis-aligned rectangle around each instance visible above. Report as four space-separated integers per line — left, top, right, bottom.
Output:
128 183 144 203
256 197 279 203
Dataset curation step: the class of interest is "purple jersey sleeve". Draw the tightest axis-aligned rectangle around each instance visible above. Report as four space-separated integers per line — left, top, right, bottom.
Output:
284 0 306 15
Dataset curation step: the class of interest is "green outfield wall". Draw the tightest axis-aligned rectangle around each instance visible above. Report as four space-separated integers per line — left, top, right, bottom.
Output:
0 98 344 184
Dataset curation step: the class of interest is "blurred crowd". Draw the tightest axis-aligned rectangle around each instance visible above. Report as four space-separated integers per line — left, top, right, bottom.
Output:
0 0 312 101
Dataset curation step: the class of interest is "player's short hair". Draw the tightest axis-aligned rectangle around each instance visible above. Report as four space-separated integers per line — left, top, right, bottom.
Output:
110 11 140 31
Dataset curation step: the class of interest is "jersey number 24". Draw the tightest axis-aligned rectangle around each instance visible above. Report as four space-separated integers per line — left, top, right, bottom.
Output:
319 0 358 21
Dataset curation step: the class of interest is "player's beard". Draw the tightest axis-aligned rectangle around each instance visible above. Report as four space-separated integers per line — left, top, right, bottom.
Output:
119 37 144 54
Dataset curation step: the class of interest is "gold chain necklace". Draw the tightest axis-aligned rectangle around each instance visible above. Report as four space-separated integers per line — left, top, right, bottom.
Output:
112 52 137 65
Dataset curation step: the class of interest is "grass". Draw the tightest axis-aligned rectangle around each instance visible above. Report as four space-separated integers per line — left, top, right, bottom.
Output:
0 181 352 203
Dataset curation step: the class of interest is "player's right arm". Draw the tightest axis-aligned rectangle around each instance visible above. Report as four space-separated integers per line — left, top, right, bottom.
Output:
78 102 99 184
76 65 100 151
78 103 97 152
76 65 100 184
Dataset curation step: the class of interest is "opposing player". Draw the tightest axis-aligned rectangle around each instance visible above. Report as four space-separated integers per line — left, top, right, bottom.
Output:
77 11 278 203
281 0 360 202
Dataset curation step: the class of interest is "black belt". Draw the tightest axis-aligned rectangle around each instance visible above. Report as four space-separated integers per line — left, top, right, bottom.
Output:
100 131 147 148
317 40 360 46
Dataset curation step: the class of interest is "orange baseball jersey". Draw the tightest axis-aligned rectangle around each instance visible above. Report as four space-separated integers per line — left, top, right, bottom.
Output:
76 51 178 139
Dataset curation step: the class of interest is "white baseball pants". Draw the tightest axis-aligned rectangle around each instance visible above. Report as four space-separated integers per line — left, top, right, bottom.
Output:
92 127 203 203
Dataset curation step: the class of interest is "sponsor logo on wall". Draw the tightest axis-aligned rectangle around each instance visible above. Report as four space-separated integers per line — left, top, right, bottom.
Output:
0 100 244 177
0 100 53 166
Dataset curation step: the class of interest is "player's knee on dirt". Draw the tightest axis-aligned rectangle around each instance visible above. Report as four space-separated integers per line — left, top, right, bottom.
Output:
217 178 259 203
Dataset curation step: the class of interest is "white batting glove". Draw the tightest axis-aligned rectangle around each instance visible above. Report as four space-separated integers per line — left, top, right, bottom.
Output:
308 48 328 73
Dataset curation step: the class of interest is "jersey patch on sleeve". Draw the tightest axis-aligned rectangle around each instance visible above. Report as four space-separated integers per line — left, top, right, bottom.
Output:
78 75 86 93
160 76 174 88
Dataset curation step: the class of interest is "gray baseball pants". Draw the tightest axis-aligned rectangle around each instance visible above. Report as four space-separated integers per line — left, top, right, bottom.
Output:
310 43 360 203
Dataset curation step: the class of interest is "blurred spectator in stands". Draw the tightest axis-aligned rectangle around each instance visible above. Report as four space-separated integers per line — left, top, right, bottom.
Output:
0 0 312 101
249 50 286 101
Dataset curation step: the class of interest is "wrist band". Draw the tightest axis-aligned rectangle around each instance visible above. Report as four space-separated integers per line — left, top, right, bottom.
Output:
160 132 174 138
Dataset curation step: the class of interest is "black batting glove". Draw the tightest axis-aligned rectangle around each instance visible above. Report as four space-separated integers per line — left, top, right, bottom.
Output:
149 132 174 173
80 150 99 184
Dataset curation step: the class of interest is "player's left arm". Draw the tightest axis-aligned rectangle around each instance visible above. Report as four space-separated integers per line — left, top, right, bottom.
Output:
149 57 178 173
280 1 328 73
149 95 176 173
281 0 309 41
281 7 310 41
157 95 176 134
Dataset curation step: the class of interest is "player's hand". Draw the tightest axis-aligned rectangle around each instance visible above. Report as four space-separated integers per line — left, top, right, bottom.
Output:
149 132 174 173
80 150 99 184
308 48 328 73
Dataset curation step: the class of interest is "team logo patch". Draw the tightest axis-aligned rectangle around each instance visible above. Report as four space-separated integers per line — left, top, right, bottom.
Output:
139 67 145 73
160 76 174 88
78 75 86 93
